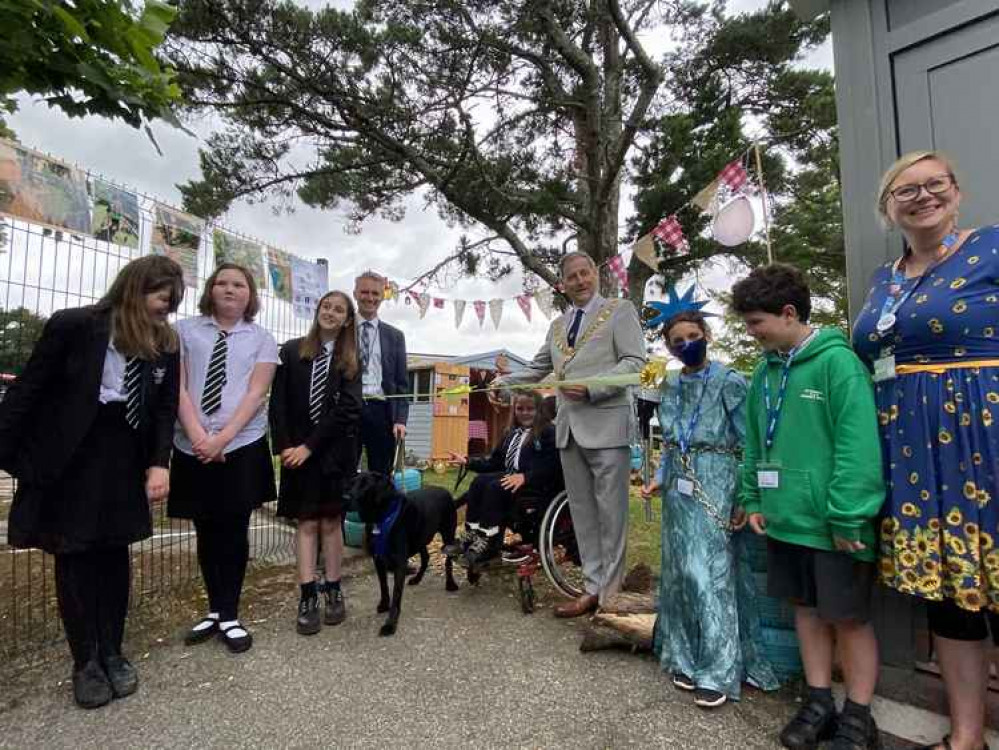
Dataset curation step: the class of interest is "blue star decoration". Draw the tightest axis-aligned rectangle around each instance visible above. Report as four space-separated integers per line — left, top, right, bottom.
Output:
643 284 713 329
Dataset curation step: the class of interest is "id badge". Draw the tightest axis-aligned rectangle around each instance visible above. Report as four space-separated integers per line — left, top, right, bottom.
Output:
757 467 780 489
676 478 694 496
873 354 896 383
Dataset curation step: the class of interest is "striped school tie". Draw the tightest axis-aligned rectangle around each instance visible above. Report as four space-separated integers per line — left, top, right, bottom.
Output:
504 428 527 471
123 356 142 430
201 330 229 415
309 347 331 424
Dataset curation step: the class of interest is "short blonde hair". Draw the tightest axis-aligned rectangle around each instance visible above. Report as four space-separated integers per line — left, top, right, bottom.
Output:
876 150 959 223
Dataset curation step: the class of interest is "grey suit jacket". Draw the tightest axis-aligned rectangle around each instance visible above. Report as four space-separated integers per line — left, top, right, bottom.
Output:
499 296 646 450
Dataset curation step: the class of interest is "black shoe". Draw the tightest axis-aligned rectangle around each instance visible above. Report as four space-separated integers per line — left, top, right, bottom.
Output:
72 660 112 710
672 672 696 691
779 697 838 749
297 596 321 635
465 533 498 568
219 622 253 653
831 707 881 750
324 588 346 626
916 737 990 750
103 654 138 699
694 687 727 708
184 616 219 645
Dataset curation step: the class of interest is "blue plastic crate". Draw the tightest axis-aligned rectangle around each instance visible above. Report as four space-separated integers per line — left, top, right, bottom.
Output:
629 444 643 472
393 468 422 493
759 626 803 679
343 518 365 548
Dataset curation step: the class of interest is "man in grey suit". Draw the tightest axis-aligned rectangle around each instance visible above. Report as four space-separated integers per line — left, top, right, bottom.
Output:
496 252 646 617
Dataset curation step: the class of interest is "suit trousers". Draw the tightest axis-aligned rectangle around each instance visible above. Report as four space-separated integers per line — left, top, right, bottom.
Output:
559 436 630 603
359 400 395 475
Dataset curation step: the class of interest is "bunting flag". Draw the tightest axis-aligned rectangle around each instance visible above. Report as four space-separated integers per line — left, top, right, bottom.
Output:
692 176 722 214
516 294 532 322
489 299 504 329
534 287 554 319
454 299 466 328
720 159 749 192
632 232 658 271
651 216 687 253
433 297 445 309
607 254 629 295
473 300 486 327
417 293 431 319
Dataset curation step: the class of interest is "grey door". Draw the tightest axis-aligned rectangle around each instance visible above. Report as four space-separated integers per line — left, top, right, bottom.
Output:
893 13 999 229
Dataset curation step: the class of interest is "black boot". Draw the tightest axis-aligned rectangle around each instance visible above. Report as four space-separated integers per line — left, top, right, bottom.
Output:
102 654 138 699
779 691 838 749
72 660 113 710
831 701 881 750
323 584 346 626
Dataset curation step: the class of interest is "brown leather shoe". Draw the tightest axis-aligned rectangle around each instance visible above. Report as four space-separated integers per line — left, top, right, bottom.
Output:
553 593 598 618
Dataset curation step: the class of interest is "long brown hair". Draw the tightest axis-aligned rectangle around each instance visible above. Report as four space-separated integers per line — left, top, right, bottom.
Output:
198 263 260 321
508 391 552 442
97 255 184 359
298 290 359 379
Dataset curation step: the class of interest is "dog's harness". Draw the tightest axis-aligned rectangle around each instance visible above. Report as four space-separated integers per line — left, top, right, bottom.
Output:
371 496 403 557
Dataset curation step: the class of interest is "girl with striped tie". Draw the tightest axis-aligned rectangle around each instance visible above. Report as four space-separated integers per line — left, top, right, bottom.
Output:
168 263 278 654
0 256 184 709
268 291 362 635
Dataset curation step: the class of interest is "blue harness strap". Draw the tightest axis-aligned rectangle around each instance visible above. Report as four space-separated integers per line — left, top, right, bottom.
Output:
372 496 403 558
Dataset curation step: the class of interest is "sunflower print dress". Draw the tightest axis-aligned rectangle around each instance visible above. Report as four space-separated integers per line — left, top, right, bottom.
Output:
852 224 999 612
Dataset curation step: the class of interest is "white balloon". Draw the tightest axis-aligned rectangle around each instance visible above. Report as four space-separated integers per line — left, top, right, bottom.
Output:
711 195 755 247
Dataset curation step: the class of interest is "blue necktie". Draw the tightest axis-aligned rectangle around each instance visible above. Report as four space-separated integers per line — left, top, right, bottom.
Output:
567 309 584 349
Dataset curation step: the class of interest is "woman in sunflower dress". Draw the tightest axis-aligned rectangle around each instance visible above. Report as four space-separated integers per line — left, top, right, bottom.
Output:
852 151 999 750
641 305 777 709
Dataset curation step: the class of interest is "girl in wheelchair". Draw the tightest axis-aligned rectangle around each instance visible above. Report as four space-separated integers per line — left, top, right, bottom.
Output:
449 392 562 574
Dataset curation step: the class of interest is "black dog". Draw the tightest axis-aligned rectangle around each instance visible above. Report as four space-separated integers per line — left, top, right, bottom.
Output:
344 472 459 636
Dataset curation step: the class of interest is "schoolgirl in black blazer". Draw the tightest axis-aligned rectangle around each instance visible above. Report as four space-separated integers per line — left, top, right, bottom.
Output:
0 255 184 710
450 392 562 571
269 290 362 635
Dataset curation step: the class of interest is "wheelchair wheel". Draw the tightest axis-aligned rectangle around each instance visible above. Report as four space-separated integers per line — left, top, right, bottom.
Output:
538 491 586 599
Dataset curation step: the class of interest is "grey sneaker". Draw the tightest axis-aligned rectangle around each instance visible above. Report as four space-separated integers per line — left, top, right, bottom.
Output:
296 596 321 635
324 587 346 626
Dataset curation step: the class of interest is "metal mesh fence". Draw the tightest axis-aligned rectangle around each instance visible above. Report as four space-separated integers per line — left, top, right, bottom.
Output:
0 156 318 660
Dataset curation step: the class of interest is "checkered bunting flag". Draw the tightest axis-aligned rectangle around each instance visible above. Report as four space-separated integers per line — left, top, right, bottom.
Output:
719 159 749 192
651 216 689 256
607 254 629 295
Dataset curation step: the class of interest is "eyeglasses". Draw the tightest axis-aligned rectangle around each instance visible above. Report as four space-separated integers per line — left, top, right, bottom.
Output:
888 174 954 203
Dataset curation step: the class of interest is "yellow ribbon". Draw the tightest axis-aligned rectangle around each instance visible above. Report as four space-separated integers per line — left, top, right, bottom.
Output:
363 372 646 401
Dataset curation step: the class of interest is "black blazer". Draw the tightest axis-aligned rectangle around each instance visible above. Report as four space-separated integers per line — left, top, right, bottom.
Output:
0 306 179 487
367 320 408 426
468 424 563 495
269 337 363 477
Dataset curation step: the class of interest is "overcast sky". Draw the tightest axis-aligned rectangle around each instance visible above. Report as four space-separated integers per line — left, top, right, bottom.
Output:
6 0 831 361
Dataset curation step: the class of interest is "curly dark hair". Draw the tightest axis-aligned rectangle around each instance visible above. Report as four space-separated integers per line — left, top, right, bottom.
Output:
730 263 811 323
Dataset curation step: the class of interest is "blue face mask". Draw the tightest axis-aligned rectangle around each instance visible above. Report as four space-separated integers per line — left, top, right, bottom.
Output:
671 337 708 367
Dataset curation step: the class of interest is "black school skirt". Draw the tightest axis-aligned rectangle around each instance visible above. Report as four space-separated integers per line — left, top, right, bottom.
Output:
167 436 276 520
276 458 345 521
7 403 151 554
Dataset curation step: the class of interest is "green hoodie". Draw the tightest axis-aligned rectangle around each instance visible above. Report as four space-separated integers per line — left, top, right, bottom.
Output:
740 328 884 561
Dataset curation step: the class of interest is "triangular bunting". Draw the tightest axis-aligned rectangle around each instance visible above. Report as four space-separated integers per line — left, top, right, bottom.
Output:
473 300 486 327
453 299 466 328
489 299 504 329
534 288 554 319
516 294 532 322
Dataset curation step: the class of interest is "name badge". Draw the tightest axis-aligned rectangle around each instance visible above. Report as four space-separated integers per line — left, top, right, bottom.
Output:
676 478 695 496
873 354 896 383
757 470 780 489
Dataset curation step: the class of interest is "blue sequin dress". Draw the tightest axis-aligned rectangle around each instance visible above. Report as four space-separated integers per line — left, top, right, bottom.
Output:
852 225 999 612
652 362 777 699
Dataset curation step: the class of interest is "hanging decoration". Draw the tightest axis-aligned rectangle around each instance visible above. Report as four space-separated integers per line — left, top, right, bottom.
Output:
607 254 629 294
643 284 713 329
651 216 689 257
489 299 504 329
454 299 466 328
632 232 658 271
534 287 554 319
711 195 756 247
473 300 486 327
516 294 532 322
719 159 749 192
417 292 431 319
433 297 445 309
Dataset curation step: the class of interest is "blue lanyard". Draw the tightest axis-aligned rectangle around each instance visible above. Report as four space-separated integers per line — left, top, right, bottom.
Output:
673 362 713 456
763 332 816 450
876 231 959 335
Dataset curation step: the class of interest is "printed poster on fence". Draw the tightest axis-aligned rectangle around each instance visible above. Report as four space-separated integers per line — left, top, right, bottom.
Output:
151 204 202 287
291 256 328 319
267 247 293 303
213 229 267 290
0 139 90 234
89 179 140 249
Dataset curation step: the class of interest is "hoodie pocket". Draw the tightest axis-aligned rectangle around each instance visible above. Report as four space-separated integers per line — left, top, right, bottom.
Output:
760 468 825 534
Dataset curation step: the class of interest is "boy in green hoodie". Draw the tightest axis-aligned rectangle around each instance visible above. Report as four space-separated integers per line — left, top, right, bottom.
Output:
732 264 885 750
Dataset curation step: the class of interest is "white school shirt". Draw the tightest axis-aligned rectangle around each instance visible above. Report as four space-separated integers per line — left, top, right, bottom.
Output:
358 317 384 398
173 316 280 456
98 343 128 404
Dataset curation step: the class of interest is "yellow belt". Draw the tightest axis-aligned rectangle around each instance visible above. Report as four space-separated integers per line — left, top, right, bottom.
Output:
895 359 999 375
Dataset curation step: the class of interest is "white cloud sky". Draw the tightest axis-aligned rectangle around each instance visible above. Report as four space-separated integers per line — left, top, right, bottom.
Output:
4 0 831 362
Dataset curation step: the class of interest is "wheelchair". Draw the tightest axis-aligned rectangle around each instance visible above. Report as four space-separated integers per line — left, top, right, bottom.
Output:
453 464 583 614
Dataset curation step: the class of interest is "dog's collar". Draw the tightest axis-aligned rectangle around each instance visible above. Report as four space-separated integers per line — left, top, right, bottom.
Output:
371 496 403 557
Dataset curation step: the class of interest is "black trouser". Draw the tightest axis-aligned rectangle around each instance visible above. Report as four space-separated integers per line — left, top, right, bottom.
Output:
55 547 131 669
193 512 252 621
358 400 396 475
465 473 516 530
